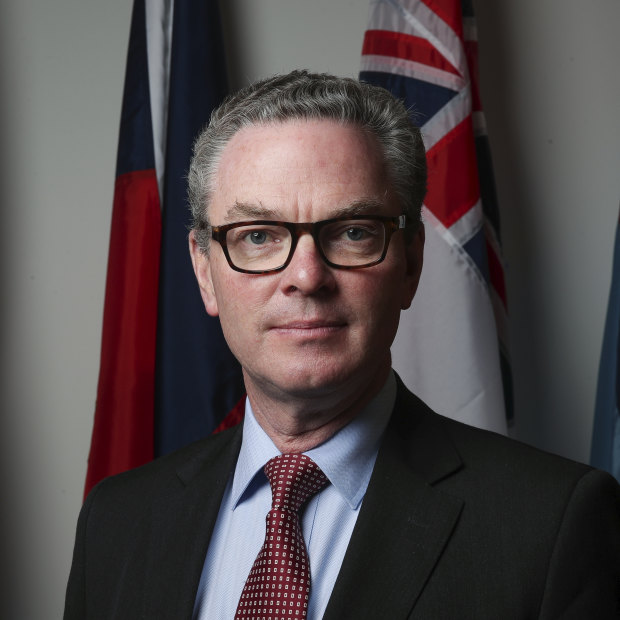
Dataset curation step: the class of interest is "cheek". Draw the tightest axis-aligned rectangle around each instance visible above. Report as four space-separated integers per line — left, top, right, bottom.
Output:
354 269 406 337
215 293 256 357
212 273 271 342
214 279 249 325
210 254 245 305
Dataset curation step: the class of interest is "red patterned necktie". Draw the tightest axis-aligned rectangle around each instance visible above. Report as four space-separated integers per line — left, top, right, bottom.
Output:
235 453 329 620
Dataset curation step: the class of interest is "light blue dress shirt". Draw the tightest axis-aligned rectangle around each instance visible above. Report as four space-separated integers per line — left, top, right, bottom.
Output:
193 372 396 620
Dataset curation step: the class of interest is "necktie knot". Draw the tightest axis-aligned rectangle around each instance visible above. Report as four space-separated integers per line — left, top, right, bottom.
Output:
264 453 328 514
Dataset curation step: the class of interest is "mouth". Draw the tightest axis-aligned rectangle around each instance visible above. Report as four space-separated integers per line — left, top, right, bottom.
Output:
270 319 347 338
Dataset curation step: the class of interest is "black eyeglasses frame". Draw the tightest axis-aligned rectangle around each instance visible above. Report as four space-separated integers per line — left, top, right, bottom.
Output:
208 214 411 275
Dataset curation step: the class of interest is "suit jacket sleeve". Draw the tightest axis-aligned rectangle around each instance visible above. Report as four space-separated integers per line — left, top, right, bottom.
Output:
538 468 620 619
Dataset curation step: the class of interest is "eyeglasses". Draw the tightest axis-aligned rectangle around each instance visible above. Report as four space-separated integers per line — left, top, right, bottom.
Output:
208 214 410 274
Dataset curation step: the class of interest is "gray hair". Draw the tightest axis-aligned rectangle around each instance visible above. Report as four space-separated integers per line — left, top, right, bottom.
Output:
188 70 427 252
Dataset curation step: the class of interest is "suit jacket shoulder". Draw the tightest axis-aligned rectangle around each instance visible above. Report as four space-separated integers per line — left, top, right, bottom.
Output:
64 424 242 620
324 380 620 619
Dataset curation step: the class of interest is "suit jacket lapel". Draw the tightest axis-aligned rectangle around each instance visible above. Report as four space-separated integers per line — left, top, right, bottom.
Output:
324 383 464 619
140 425 243 619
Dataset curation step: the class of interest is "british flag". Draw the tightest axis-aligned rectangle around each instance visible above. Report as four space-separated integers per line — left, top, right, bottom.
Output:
361 0 512 432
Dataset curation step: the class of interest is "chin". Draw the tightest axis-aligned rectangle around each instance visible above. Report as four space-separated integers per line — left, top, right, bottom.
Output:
266 358 373 399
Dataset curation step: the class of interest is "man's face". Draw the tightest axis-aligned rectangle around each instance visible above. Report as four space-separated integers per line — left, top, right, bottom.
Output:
190 119 423 407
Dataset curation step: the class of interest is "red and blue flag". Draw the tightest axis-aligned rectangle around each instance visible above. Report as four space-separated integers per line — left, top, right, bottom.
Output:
85 0 242 495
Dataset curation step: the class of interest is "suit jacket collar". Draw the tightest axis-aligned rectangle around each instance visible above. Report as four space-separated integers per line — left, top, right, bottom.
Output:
140 425 243 619
324 379 464 619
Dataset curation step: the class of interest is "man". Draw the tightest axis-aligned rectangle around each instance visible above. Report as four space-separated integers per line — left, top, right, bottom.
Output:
65 71 620 619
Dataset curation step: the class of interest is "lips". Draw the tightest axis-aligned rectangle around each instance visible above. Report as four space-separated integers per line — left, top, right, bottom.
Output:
273 320 346 330
269 319 347 339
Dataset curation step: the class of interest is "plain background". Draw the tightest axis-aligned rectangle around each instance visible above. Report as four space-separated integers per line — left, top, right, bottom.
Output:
1 1 619 617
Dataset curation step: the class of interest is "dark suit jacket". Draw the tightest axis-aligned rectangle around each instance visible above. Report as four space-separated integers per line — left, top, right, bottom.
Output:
64 380 620 619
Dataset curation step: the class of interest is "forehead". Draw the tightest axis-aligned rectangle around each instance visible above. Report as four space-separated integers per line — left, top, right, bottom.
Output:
210 119 392 222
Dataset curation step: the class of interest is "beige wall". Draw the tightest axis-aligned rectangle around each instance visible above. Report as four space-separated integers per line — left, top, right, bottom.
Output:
1 1 619 616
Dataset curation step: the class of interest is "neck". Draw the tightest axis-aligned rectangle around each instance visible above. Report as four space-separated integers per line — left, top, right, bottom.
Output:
244 363 391 453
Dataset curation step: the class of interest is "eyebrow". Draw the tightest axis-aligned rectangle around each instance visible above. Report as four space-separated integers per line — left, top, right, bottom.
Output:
329 199 387 218
223 202 279 222
223 198 388 223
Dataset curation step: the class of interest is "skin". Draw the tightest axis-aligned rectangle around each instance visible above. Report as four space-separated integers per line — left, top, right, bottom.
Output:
189 119 424 453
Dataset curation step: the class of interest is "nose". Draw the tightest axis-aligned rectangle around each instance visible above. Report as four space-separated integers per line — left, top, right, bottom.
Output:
278 232 336 295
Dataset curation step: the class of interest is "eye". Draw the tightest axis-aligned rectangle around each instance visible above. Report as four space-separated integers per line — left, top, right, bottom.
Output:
345 227 366 241
248 230 268 245
232 227 283 246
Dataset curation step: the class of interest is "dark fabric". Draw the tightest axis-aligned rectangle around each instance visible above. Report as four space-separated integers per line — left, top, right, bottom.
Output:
64 380 620 619
153 0 243 458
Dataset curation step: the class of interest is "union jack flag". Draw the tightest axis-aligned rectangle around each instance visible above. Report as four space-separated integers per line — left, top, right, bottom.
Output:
361 0 512 432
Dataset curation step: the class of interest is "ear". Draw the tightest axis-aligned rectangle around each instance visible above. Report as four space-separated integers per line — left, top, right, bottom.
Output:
189 230 220 317
400 223 425 310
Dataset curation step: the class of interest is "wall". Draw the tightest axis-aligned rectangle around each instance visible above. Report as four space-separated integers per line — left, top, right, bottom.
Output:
1 1 618 617
475 2 620 458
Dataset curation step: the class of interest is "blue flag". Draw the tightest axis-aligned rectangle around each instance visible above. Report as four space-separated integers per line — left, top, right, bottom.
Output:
591 210 620 481
154 0 243 457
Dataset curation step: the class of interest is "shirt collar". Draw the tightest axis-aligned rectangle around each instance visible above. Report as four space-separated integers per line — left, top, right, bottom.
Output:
230 371 396 511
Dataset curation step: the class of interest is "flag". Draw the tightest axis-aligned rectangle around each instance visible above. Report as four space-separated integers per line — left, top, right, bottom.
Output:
591 209 620 481
85 0 243 496
361 0 512 432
